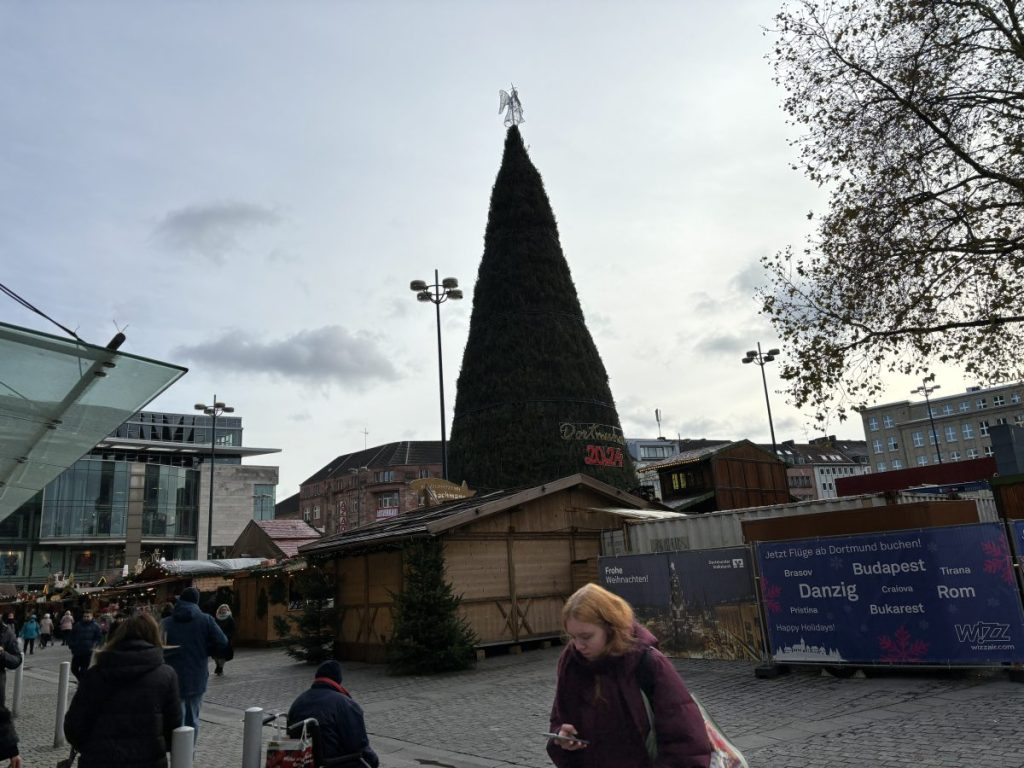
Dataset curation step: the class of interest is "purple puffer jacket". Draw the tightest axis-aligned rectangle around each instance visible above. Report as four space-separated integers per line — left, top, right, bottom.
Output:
547 623 711 768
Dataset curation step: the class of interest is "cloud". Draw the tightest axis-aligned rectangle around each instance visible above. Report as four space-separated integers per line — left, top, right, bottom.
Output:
289 412 312 422
693 331 751 357
153 202 281 264
729 261 765 297
172 325 399 386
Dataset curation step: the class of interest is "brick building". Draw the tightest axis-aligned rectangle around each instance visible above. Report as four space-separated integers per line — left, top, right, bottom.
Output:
299 441 442 534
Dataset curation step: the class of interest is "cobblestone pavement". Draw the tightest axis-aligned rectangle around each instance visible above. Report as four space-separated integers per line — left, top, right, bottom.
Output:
9 642 1024 767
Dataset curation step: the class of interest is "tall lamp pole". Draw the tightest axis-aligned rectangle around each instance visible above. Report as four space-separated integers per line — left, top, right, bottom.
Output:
741 343 780 455
911 376 943 465
409 270 464 480
194 396 234 559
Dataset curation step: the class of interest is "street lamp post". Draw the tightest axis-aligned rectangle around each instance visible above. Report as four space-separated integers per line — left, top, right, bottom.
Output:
911 376 943 465
741 343 781 456
409 270 464 480
194 396 234 559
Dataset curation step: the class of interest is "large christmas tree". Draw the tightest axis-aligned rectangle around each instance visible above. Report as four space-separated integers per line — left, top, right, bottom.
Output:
448 125 633 492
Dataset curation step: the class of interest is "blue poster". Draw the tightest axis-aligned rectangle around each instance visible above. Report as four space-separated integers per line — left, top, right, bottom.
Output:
1012 521 1024 563
755 523 1024 665
598 553 670 614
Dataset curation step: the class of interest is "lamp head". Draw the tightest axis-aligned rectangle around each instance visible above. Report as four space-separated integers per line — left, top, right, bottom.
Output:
763 355 775 362
409 280 427 292
767 348 780 356
194 403 207 411
745 350 757 358
416 291 432 302
441 277 459 289
448 288 464 300
741 357 753 364
223 406 235 413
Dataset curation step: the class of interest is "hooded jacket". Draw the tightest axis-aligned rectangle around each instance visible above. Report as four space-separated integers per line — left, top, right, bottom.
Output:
160 599 228 697
547 623 711 768
64 639 182 768
288 679 379 767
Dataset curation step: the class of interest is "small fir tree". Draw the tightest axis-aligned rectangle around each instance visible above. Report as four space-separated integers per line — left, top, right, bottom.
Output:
273 566 337 665
448 125 633 491
387 538 477 675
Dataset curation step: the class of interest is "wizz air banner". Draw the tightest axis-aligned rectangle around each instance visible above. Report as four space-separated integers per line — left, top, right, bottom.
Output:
755 523 1024 665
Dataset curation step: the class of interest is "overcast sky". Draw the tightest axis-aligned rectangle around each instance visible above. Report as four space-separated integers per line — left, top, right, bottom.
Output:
0 1 973 496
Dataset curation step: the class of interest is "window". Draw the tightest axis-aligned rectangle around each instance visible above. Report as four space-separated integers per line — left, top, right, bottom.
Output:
962 423 974 439
302 507 312 522
1016 414 1024 426
929 431 938 445
977 398 988 409
376 492 399 520
887 437 899 451
980 420 990 436
949 451 961 461
967 447 979 459
917 456 928 466
944 426 957 443
373 470 396 483
891 459 903 469
868 416 879 432
994 395 1006 407
996 417 1008 426
984 445 994 457
1013 392 1022 405
640 444 674 460
912 431 924 447
418 469 432 479
941 404 953 417
313 505 320 520
872 439 883 454
253 484 276 521
882 415 894 428
876 462 887 472
959 401 970 412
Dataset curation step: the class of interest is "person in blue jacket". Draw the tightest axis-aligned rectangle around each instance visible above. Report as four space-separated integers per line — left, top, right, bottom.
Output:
160 587 227 748
17 617 38 656
68 611 103 680
288 660 379 768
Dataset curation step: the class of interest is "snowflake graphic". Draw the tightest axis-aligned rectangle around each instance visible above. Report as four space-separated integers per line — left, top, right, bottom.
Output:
927 541 940 553
878 625 929 663
829 556 845 570
981 538 1015 585
988 597 1002 608
762 581 782 614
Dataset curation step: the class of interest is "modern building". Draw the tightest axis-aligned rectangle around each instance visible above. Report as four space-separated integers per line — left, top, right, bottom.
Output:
773 440 869 501
0 409 280 587
299 441 442 534
857 381 1024 473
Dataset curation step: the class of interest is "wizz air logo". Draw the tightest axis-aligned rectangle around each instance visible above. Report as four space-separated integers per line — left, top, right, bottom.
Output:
954 622 1012 643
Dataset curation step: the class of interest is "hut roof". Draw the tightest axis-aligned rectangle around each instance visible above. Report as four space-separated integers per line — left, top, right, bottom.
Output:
300 473 660 557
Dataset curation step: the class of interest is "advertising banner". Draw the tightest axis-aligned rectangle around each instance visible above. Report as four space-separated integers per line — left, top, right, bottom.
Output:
756 523 1024 665
1012 521 1024 564
600 548 762 660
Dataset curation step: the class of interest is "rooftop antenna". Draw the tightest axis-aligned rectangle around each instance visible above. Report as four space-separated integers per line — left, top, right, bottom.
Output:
499 84 525 127
361 427 369 450
655 409 663 439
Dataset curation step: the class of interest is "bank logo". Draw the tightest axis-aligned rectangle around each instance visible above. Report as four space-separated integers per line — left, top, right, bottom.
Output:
732 558 745 568
954 622 1011 643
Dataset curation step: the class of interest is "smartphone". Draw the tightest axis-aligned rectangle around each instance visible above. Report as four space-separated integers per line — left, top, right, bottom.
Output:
543 732 591 746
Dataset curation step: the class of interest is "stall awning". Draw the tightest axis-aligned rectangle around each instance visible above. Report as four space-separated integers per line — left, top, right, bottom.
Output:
0 321 187 519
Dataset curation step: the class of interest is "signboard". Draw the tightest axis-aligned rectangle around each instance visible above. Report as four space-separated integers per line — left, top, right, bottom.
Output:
756 523 1024 665
600 548 762 660
1011 521 1024 564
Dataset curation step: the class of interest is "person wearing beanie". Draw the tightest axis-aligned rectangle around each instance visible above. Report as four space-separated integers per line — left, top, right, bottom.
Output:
160 587 227 748
287 660 379 767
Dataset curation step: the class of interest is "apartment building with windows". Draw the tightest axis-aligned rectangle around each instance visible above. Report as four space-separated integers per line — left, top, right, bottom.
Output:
773 440 869 501
299 441 442 534
858 382 1024 472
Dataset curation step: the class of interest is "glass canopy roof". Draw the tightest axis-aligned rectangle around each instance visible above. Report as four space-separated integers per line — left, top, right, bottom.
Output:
0 321 187 519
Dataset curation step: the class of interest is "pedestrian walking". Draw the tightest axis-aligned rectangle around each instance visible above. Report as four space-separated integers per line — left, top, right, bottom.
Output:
287 660 379 768
0 704 21 768
160 587 227 747
68 611 103 681
64 612 181 768
547 583 711 768
59 610 74 645
0 619 20 709
38 613 53 649
212 604 235 676
17 616 37 656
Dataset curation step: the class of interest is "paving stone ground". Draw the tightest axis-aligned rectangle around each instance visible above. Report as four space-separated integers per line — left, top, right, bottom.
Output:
7 641 1024 767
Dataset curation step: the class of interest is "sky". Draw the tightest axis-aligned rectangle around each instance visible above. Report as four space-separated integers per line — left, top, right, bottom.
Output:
0 1 974 497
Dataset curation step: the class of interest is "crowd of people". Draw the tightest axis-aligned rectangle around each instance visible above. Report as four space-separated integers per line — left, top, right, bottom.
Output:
0 581 712 768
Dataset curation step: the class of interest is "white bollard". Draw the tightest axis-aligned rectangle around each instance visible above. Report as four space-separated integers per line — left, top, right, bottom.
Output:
11 662 22 717
53 660 70 747
171 725 194 768
241 706 265 768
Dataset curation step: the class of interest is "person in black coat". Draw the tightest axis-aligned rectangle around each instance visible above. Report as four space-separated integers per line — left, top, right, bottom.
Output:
64 612 182 768
0 706 20 768
288 660 379 768
213 604 235 676
0 619 20 710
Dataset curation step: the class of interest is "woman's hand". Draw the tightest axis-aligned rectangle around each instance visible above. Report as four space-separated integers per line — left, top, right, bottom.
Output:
9 755 22 768
552 724 588 751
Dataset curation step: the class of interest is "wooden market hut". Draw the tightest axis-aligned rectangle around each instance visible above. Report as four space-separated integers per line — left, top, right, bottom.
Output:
298 473 673 662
